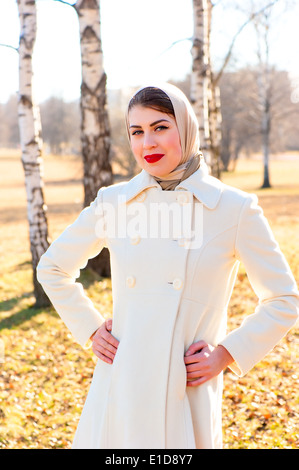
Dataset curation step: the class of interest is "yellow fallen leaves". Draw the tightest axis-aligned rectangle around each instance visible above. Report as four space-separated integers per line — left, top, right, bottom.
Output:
1 283 298 449
1 158 298 448
0 276 112 449
222 315 299 448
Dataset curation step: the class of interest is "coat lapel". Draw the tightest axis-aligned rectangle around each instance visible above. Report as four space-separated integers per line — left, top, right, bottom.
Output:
176 168 223 209
123 170 161 203
123 164 223 210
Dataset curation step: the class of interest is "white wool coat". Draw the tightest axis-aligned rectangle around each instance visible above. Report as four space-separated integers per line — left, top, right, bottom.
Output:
37 166 299 449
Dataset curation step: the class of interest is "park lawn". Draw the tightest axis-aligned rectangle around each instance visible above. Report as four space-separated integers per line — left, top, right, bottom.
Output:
0 151 298 449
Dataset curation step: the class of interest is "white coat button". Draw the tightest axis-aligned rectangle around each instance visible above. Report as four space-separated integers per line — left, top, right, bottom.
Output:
177 238 191 248
173 278 183 290
130 234 141 245
135 192 146 202
126 276 136 288
177 192 189 205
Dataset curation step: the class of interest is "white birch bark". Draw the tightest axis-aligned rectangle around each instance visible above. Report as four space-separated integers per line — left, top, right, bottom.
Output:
206 0 222 178
17 0 50 307
74 0 112 276
190 0 210 158
208 81 222 178
75 0 113 209
191 0 222 176
255 13 272 188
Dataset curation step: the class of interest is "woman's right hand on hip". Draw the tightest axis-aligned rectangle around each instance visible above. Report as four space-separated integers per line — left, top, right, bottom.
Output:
91 319 119 364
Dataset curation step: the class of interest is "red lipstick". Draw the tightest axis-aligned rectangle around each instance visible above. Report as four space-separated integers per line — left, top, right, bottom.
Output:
144 154 165 163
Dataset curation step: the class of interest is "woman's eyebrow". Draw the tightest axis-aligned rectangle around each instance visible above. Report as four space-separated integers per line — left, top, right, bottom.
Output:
150 119 170 127
129 119 170 129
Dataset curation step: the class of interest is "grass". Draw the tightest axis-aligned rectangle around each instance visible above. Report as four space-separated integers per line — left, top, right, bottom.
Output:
0 150 298 449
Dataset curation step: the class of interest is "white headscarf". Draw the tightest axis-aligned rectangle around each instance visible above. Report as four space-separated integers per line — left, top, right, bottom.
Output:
126 83 203 190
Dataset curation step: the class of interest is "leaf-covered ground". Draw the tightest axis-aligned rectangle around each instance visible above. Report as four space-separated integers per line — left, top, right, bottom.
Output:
0 152 298 448
0 275 112 449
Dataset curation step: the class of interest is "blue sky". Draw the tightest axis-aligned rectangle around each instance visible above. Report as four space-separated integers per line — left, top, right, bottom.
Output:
0 0 299 103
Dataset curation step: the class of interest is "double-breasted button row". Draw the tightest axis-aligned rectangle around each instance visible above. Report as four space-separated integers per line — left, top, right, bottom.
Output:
172 278 183 290
130 236 189 247
126 276 183 290
130 234 141 245
177 238 191 248
126 276 136 288
176 192 190 205
135 190 190 205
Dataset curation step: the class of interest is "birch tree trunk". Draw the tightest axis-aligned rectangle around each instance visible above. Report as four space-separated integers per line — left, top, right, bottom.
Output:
261 100 271 187
75 0 113 206
17 0 50 307
206 1 222 178
190 0 210 158
208 80 222 178
255 12 272 188
75 0 113 276
190 0 222 177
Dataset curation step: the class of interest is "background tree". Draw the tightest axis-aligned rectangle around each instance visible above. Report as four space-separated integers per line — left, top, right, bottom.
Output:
190 0 287 180
55 0 113 276
0 95 20 147
75 0 112 276
17 0 50 307
190 0 210 155
219 67 299 172
40 97 80 155
191 0 221 177
74 0 113 208
253 7 273 187
108 88 138 178
221 0 296 187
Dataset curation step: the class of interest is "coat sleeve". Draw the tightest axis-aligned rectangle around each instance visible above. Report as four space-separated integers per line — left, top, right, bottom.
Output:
219 194 299 377
37 187 107 349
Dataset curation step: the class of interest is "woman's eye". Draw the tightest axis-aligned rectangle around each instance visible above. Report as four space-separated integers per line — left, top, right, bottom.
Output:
131 130 143 136
131 126 168 136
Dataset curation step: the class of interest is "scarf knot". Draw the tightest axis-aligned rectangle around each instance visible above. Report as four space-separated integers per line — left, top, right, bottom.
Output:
153 152 202 191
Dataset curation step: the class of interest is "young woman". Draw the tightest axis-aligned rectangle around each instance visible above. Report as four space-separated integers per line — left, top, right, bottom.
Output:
37 83 298 449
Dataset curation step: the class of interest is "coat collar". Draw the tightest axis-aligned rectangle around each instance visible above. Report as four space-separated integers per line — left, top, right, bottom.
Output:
123 165 223 210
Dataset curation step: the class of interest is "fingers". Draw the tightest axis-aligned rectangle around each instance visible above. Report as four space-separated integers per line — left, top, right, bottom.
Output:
92 320 119 364
184 340 208 359
105 318 113 332
185 362 209 387
92 349 114 365
102 320 119 349
92 342 117 364
185 357 206 381
184 341 213 386
92 338 116 363
186 376 207 387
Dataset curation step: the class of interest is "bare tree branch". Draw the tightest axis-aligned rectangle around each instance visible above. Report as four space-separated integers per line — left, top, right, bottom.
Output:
156 37 192 60
214 0 281 84
0 43 19 53
52 0 75 7
158 0 281 84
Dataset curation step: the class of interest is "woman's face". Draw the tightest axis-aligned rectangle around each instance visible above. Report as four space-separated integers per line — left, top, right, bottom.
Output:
128 105 182 178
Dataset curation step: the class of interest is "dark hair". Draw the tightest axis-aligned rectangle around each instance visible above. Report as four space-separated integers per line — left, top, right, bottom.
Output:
128 87 175 116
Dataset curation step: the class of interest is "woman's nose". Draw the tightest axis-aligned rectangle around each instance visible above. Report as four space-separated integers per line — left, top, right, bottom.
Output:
143 132 157 149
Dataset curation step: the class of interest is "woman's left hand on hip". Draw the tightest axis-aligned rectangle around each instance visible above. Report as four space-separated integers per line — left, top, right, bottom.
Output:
184 340 233 387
